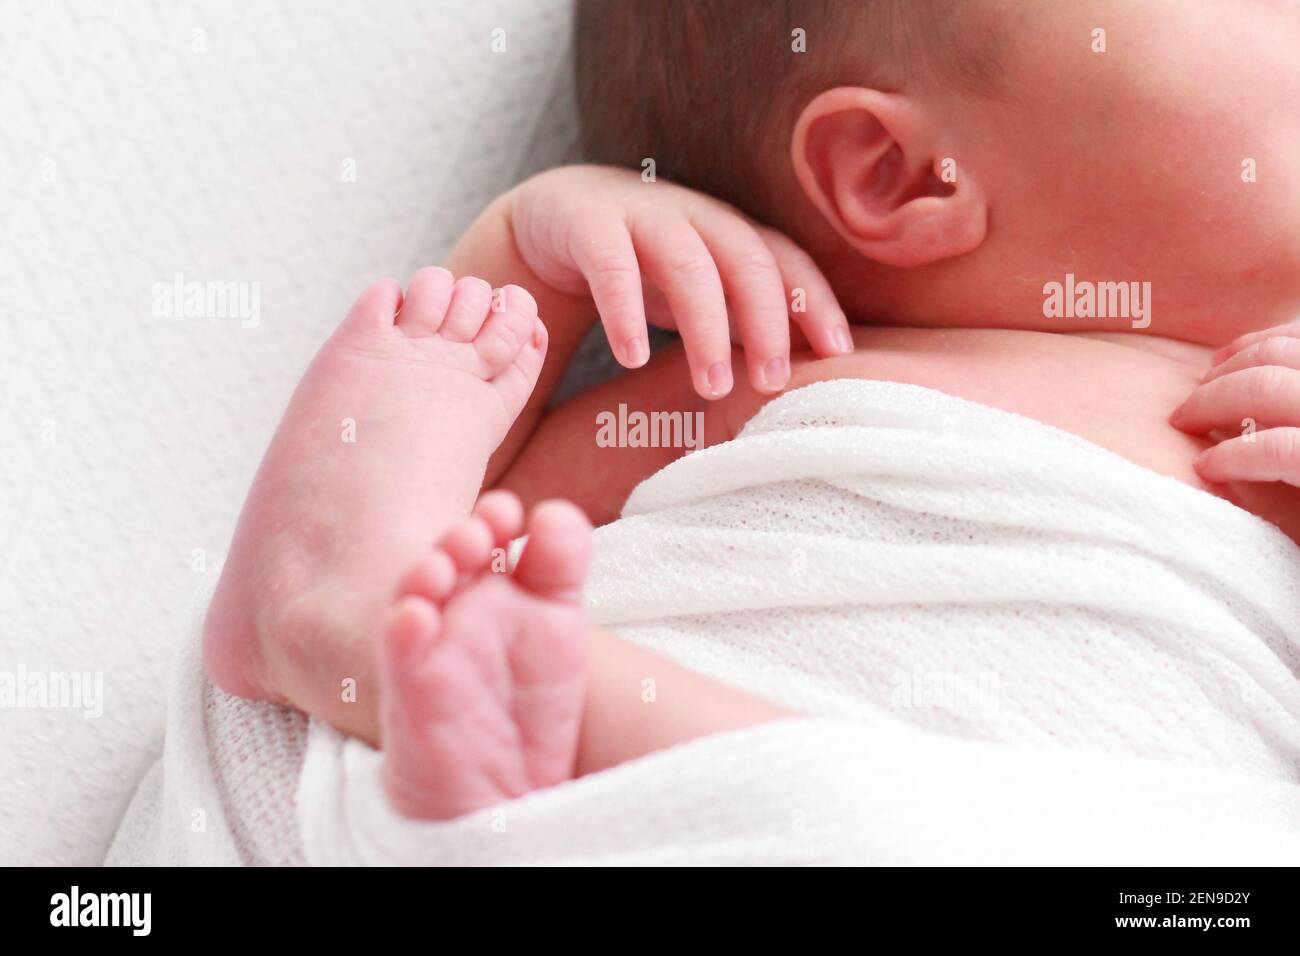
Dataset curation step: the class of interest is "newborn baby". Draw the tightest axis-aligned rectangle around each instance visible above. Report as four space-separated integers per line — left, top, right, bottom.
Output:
203 0 1300 820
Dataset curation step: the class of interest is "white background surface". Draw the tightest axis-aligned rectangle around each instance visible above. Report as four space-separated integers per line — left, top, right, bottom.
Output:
0 0 576 865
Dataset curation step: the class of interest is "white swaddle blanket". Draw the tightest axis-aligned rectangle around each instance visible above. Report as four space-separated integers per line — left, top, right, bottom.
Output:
108 380 1300 865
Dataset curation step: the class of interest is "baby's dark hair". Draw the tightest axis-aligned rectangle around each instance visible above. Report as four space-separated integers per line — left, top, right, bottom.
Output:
574 0 997 233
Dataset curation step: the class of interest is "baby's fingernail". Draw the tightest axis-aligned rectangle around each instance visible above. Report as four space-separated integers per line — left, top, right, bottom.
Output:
1169 405 1186 427
705 361 732 397
834 327 853 354
1192 449 1219 480
623 336 649 367
761 356 788 391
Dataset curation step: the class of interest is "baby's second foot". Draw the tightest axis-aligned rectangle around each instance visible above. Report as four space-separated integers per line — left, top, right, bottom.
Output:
203 269 548 739
380 492 592 820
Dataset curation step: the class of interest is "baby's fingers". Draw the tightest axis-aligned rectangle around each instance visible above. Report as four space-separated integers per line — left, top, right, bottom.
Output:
1210 320 1300 367
1171 366 1300 434
754 225 853 357
689 212 790 393
568 219 650 368
1201 335 1300 384
1196 428 1300 486
632 216 733 398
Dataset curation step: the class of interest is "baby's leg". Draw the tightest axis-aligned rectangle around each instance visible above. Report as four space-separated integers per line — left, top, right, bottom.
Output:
381 492 790 819
578 626 791 777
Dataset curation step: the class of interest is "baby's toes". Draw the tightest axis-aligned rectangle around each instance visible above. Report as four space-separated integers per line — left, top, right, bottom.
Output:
436 515 498 581
395 549 457 604
512 501 593 603
472 491 526 549
396 266 454 337
439 276 494 342
382 596 439 676
491 316 548 409
473 285 539 376
340 278 403 333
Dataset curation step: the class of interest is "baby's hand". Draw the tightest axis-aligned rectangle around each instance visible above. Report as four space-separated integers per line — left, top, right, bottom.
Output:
508 164 853 399
1174 321 1300 485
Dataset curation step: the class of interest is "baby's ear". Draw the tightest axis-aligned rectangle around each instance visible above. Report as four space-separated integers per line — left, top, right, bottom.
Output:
790 87 986 267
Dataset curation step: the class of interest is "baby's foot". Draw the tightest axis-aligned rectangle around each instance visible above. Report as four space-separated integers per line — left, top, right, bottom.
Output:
380 491 592 820
203 269 548 739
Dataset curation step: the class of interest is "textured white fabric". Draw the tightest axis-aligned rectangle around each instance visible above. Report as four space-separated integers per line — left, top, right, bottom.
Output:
0 0 578 866
113 380 1300 865
106 566 310 866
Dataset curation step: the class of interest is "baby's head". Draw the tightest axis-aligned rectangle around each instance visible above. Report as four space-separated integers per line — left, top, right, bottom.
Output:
576 0 1300 343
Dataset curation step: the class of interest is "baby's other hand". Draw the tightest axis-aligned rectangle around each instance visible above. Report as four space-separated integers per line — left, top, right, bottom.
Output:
1174 321 1300 486
508 164 852 399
